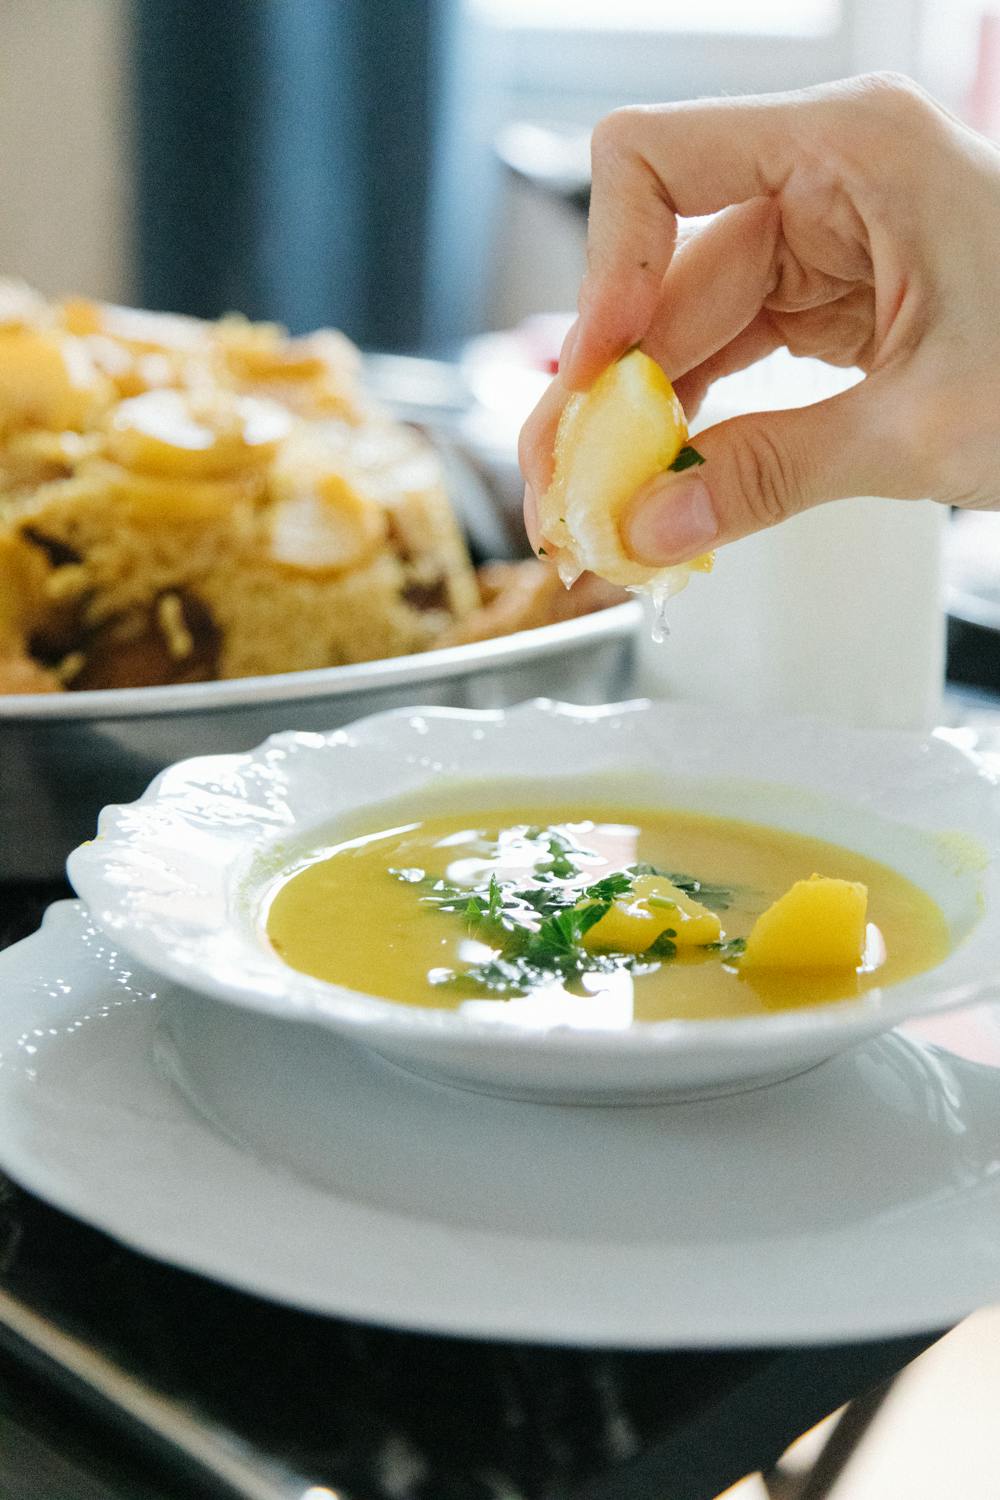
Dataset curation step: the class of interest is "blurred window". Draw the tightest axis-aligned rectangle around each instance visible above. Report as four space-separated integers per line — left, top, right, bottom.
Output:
472 0 931 332
466 0 925 119
472 0 841 36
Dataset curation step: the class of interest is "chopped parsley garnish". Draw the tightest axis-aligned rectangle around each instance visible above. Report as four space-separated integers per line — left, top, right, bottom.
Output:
391 828 745 997
629 863 734 911
668 444 706 472
431 905 621 997
644 930 678 960
535 830 587 880
582 871 634 904
705 936 747 963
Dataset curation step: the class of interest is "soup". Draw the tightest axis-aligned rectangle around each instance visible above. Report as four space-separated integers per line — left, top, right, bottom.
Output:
264 802 950 1024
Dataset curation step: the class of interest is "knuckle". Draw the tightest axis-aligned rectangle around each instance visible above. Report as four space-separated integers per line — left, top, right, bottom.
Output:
590 106 641 165
859 70 921 101
820 74 942 195
730 427 800 527
906 381 986 497
845 71 936 131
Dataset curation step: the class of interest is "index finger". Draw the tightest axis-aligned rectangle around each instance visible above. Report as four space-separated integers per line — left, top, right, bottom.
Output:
563 89 820 390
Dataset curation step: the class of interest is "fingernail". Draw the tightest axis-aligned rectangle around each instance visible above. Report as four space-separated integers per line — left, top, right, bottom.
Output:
523 483 541 553
558 321 579 377
622 474 719 565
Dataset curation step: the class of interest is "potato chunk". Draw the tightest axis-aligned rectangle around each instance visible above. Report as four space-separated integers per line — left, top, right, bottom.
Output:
740 875 868 970
583 874 722 954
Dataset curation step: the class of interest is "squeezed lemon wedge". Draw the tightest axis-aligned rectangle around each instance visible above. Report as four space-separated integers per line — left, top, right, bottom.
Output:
538 349 713 596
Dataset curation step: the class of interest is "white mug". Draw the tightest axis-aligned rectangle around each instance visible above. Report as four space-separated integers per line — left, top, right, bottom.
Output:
635 352 946 732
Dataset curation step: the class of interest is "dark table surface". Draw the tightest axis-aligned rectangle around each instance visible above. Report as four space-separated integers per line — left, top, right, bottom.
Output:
0 885 947 1500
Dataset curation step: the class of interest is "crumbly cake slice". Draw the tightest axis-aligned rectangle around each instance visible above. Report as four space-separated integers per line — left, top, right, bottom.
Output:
0 283 481 690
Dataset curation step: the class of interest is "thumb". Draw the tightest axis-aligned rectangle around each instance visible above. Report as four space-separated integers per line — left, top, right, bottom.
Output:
621 382 908 565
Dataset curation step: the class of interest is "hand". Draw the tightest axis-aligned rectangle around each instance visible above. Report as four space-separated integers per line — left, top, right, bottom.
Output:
519 74 1000 566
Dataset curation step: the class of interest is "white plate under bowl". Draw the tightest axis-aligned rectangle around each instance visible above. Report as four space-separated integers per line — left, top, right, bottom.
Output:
68 699 1000 1103
4 901 1000 1346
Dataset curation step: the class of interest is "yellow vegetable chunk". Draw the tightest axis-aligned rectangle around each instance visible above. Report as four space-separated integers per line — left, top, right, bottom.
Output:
740 874 868 971
61 297 209 354
107 389 292 478
0 328 111 434
538 348 714 592
583 874 722 954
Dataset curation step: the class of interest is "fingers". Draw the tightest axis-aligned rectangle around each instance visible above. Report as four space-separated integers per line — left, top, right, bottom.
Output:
562 77 932 391
518 235 783 553
562 117 678 390
621 376 914 564
640 198 780 383
523 483 541 554
519 200 781 538
521 75 943 557
518 374 569 547
562 93 808 390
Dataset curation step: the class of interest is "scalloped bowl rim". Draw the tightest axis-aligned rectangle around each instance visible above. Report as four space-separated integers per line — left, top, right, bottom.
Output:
65 698 1000 1063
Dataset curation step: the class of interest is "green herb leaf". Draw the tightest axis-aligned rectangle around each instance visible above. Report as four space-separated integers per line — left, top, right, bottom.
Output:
487 873 503 923
416 877 480 912
394 827 751 998
534 830 584 880
628 863 735 912
668 444 706 473
536 900 607 956
705 936 747 962
583 871 634 904
644 931 677 959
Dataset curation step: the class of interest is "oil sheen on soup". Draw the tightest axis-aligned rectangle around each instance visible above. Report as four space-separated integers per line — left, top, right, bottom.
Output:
264 801 950 1025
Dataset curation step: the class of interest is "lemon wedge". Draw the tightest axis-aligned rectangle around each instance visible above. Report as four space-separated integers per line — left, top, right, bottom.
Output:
538 348 713 596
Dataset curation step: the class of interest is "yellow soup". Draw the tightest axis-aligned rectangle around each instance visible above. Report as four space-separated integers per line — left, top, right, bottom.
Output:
264 802 951 1024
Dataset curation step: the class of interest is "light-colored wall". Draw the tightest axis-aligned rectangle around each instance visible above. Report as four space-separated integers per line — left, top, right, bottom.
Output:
0 0 133 303
487 180 585 330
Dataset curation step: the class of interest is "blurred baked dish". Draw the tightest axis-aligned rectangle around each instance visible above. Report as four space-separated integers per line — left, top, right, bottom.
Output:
0 282 619 695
